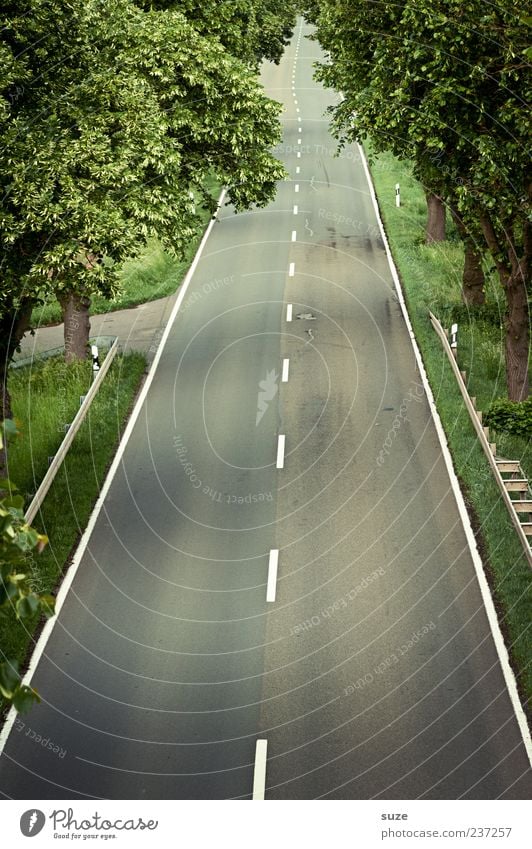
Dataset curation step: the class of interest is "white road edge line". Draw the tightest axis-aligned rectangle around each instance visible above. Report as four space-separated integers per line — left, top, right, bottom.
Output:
282 358 290 382
289 262 295 277
266 550 279 602
357 141 532 767
291 230 297 242
0 189 228 757
253 739 268 800
286 304 293 322
276 435 286 469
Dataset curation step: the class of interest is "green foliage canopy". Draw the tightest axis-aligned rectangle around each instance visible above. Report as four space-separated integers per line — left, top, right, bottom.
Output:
140 0 299 65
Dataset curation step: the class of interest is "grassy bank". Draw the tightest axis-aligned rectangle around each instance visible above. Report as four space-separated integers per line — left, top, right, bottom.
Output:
31 174 222 327
1 352 146 710
366 146 532 709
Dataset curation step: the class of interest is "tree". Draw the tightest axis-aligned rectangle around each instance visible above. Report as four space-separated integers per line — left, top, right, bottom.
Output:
1 21 45 423
308 0 530 399
1 0 286 392
390 0 530 399
140 1 299 65
0 421 55 713
254 0 300 64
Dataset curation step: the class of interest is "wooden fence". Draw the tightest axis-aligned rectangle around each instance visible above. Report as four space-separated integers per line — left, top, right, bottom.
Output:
24 338 119 526
430 312 532 569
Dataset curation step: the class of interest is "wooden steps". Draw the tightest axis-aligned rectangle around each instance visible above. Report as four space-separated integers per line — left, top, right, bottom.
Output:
503 479 529 492
497 462 532 537
496 460 521 474
513 501 532 513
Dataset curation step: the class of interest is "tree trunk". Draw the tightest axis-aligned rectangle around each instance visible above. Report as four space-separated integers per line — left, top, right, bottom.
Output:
425 191 446 243
461 239 486 305
0 299 34 477
59 290 91 363
479 214 530 401
0 363 13 423
450 207 485 305
503 268 529 401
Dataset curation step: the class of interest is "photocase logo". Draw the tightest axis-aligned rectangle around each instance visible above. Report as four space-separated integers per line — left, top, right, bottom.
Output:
256 369 279 426
20 810 46 837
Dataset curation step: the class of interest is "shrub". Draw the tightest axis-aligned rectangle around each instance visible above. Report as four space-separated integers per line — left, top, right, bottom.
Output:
484 398 532 436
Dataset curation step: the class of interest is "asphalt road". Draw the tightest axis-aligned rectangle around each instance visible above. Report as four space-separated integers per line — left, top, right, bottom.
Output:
0 18 530 800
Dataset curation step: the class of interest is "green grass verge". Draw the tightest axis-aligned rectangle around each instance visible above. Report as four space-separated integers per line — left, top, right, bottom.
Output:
366 146 532 710
31 173 222 327
1 351 146 710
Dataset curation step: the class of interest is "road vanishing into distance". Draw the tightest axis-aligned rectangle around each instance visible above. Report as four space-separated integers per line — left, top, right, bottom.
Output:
1 19 531 800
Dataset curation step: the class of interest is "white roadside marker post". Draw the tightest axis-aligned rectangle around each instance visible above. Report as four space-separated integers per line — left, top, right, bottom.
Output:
450 323 458 360
91 344 100 381
395 183 401 208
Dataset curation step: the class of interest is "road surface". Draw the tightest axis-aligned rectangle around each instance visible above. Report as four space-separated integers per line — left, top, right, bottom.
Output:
0 18 530 800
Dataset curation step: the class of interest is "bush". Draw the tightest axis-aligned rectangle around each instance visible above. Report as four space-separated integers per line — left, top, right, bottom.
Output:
484 398 532 436
443 301 504 329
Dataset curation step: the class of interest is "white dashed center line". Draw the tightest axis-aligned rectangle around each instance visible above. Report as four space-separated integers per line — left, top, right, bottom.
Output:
295 184 299 193
282 358 290 382
291 230 297 242
266 550 279 602
287 304 293 322
276 435 286 469
289 262 295 276
253 740 268 800
293 204 298 214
